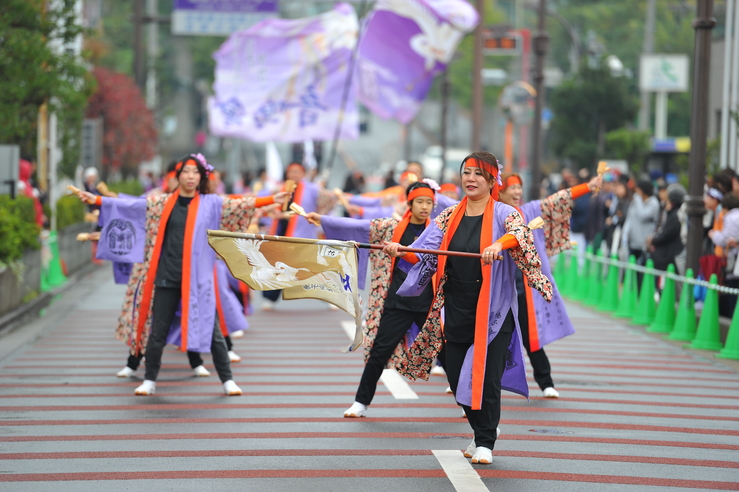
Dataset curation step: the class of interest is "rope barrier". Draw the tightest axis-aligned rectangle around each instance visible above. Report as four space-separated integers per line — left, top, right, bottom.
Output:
561 249 739 296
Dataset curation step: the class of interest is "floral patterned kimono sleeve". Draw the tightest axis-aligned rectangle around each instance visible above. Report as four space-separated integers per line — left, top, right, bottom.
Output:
220 196 256 232
504 211 553 302
538 188 574 257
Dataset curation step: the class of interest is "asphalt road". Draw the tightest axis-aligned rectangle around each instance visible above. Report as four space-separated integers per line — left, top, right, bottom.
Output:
0 266 737 491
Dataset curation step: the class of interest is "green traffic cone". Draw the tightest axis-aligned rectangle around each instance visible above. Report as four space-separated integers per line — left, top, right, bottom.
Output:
561 246 579 298
647 264 677 333
632 259 657 325
717 300 739 360
598 254 620 312
585 249 604 306
41 230 67 292
613 256 638 318
573 245 593 301
553 252 566 284
669 268 697 341
688 274 723 351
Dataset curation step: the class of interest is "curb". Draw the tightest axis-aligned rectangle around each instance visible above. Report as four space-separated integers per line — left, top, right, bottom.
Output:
0 262 102 338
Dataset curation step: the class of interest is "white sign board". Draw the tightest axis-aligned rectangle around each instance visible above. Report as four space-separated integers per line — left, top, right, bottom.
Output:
0 145 20 198
172 0 278 36
639 54 689 92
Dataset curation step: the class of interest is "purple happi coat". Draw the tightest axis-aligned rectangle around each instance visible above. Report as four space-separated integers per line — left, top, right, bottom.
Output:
115 193 256 354
518 189 579 348
396 203 552 404
215 259 249 335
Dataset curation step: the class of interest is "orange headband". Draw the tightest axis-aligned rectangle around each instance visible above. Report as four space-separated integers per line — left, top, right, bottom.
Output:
439 183 457 193
463 157 500 199
501 175 522 191
407 187 435 202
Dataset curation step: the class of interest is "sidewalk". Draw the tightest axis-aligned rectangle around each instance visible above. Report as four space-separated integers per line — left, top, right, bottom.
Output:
0 268 737 491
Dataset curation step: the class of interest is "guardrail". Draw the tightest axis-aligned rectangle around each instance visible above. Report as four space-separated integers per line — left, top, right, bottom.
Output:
551 245 739 361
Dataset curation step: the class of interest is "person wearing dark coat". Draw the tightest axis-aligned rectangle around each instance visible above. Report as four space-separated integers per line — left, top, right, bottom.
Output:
648 184 686 271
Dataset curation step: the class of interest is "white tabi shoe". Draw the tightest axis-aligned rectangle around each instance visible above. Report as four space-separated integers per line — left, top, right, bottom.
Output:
445 386 453 394
262 300 276 311
116 366 136 378
223 380 242 396
464 428 500 458
230 330 245 339
193 365 211 377
430 365 446 376
543 387 560 398
463 439 476 458
470 446 493 465
228 351 242 363
134 380 156 395
343 401 367 418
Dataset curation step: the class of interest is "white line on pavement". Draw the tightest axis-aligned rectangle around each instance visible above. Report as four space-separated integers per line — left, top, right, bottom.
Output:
341 321 419 400
432 450 490 492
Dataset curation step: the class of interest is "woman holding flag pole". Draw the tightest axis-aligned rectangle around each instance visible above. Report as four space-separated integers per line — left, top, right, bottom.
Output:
383 152 553 465
497 171 602 399
72 154 289 396
308 180 440 418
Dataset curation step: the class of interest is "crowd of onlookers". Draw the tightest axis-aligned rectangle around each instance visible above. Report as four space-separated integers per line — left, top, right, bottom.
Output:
556 166 739 317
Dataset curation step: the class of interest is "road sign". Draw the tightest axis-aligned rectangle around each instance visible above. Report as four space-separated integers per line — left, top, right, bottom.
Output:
172 0 279 36
483 30 522 55
639 54 689 92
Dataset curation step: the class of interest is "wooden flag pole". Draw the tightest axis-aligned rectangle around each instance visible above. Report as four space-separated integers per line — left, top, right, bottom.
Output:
209 216 544 260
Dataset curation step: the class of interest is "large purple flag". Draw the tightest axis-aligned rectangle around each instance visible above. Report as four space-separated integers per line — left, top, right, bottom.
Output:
356 0 478 124
208 3 360 142
96 197 146 264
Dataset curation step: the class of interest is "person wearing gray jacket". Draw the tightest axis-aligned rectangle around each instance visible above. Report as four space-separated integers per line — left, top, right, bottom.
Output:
622 179 660 267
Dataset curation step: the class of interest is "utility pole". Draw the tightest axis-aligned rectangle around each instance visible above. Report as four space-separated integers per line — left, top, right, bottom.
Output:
529 0 548 200
439 69 450 184
638 0 656 131
145 0 158 109
686 0 716 275
471 0 484 151
133 0 146 90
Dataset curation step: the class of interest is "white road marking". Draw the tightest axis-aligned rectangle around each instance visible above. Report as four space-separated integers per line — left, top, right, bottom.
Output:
341 321 418 400
433 449 490 492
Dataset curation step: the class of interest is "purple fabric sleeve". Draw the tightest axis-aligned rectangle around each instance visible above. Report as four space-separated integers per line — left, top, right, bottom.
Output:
349 195 382 207
396 222 444 296
359 205 395 220
321 215 372 290
433 195 458 218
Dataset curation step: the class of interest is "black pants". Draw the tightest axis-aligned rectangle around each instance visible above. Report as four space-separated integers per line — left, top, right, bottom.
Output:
263 290 281 302
127 350 203 370
143 287 233 383
355 307 429 405
445 311 514 450
187 334 234 368
517 293 554 390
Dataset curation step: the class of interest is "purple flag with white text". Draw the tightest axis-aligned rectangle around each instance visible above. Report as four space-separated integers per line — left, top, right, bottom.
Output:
208 3 360 142
356 0 478 124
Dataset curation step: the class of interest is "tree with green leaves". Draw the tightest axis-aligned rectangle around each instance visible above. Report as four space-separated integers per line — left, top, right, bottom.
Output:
0 0 95 177
549 59 638 170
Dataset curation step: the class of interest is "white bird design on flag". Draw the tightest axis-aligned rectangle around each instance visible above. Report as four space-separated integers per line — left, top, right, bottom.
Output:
234 238 310 291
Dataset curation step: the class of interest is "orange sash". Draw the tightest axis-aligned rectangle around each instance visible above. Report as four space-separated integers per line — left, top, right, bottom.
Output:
438 196 494 410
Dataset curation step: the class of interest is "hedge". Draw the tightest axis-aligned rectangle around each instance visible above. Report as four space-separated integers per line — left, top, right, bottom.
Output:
0 196 41 264
107 179 144 197
56 194 85 230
